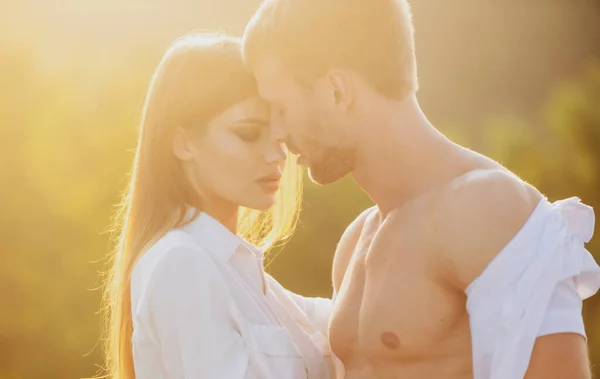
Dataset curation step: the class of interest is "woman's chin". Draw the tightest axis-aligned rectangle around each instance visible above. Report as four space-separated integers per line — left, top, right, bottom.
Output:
243 193 277 212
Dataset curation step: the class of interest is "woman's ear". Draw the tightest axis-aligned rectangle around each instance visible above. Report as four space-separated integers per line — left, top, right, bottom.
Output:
172 126 196 161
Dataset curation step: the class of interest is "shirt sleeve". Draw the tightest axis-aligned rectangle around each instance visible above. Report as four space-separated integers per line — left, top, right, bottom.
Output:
136 246 253 379
538 277 586 338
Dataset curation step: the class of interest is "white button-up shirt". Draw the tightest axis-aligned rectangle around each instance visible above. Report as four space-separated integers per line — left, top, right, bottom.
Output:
130 211 338 379
467 197 600 379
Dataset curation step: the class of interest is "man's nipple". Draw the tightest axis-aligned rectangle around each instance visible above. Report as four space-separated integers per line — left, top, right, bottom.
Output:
380 332 401 349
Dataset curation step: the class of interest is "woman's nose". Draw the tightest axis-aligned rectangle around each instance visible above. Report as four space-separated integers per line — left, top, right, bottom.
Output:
268 117 288 144
264 140 288 164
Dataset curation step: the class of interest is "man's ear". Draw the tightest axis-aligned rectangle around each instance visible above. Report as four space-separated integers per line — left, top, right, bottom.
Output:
172 126 196 161
325 69 354 110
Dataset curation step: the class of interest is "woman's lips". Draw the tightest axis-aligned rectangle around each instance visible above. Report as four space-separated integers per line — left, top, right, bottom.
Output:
256 172 281 192
256 179 280 192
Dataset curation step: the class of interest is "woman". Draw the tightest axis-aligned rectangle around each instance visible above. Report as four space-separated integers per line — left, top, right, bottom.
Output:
103 33 336 379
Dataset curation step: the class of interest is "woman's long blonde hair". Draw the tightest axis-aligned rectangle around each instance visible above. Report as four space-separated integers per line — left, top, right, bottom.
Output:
102 33 303 379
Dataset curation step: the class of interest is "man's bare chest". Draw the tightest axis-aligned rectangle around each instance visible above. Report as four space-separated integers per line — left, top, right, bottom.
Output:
329 211 470 364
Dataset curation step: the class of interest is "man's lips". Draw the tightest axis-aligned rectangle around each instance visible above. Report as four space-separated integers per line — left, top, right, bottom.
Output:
297 154 308 165
284 141 302 156
285 144 307 164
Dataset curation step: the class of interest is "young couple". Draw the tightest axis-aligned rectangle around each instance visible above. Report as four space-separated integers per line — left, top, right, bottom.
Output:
103 0 600 378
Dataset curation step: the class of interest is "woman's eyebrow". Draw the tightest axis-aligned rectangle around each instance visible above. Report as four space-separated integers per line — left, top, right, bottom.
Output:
234 117 269 126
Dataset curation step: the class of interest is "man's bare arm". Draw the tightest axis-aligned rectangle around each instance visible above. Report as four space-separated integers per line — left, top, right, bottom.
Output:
332 207 375 293
525 333 591 379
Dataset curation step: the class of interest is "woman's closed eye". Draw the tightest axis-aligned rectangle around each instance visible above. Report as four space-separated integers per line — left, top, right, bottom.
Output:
232 124 265 142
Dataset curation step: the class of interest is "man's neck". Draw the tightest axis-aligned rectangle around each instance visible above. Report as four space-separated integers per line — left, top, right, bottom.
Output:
352 97 472 216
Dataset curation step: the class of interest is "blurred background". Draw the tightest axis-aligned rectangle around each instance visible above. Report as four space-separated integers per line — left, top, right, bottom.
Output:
1 0 599 378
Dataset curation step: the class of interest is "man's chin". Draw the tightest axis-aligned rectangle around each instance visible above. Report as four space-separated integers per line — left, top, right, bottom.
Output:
307 165 349 185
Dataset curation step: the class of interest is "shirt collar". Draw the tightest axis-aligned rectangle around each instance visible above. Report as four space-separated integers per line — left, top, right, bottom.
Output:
180 209 263 263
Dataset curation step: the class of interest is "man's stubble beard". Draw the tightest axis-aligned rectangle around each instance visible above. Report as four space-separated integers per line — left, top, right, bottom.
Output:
306 142 356 185
304 112 357 185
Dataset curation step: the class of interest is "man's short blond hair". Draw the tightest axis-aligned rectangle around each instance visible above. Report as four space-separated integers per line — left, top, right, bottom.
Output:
243 0 418 99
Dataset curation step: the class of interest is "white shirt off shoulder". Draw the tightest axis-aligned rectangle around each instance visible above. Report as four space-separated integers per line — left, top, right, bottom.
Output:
466 197 600 379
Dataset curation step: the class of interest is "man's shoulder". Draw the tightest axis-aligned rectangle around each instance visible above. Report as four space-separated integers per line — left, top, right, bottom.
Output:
437 168 541 219
433 169 543 289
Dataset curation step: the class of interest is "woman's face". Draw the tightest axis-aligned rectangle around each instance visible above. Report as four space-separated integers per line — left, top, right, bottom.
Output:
176 96 287 212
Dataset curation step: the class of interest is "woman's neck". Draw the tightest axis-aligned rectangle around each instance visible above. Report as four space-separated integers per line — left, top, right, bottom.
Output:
200 199 239 234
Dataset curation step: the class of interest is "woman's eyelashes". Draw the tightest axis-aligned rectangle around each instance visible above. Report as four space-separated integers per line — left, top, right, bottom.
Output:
233 124 264 142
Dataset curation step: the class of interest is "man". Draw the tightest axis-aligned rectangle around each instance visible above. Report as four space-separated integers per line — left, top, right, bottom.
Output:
242 0 600 378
